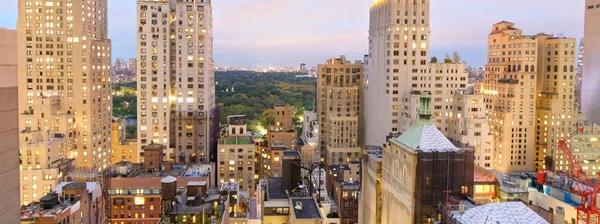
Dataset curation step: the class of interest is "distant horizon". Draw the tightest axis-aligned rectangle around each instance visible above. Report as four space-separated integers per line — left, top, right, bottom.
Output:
0 0 585 67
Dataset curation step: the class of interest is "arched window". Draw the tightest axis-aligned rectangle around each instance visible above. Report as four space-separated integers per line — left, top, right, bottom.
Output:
525 65 529 72
512 65 516 72
231 127 236 135
517 65 521 71
547 65 551 72
570 65 574 72
563 65 568 72
531 65 535 72
554 65 558 72
240 127 244 134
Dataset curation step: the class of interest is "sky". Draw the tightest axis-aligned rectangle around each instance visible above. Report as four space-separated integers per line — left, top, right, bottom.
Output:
0 0 585 68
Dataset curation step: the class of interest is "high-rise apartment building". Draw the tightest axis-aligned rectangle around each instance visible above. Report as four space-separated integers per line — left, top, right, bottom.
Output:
17 0 113 171
136 0 217 164
582 0 600 123
448 89 494 169
0 28 20 223
482 21 576 173
217 122 256 193
363 0 468 146
317 56 362 166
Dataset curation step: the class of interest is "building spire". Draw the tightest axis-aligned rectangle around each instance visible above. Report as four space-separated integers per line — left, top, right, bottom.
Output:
417 92 433 123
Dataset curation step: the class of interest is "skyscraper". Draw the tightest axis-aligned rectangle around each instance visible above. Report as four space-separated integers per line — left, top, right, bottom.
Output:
363 0 468 146
17 0 112 170
317 56 362 166
0 28 20 223
137 0 216 163
582 0 600 123
482 21 576 173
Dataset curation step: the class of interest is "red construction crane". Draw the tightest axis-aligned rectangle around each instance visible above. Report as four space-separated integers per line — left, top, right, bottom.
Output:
538 126 600 224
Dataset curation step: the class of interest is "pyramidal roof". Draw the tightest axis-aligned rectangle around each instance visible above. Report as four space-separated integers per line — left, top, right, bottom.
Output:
391 93 458 152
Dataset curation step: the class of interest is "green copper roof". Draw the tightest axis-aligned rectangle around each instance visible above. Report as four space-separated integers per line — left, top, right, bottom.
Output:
391 93 457 152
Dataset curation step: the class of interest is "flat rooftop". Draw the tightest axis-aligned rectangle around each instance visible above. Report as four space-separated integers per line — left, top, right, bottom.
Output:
267 178 288 200
283 150 301 157
291 198 322 220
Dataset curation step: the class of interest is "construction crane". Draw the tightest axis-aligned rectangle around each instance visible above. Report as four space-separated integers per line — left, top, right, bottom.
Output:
537 126 600 224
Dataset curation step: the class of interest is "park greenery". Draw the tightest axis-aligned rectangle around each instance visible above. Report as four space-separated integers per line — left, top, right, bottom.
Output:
111 71 315 136
215 71 315 133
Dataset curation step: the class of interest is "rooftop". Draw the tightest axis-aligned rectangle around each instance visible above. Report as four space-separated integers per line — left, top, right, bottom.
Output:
291 198 322 220
111 161 211 178
21 182 100 221
392 93 458 152
221 136 253 145
267 178 288 200
283 150 301 157
455 202 548 224
220 181 239 192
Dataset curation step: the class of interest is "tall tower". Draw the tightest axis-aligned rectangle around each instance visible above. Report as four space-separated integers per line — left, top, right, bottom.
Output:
17 0 112 171
363 0 467 146
137 0 216 163
582 0 600 123
317 56 362 166
482 22 576 173
0 28 20 223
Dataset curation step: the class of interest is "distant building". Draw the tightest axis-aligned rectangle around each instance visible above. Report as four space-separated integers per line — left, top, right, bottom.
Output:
21 182 104 224
301 111 319 148
582 0 600 123
128 58 137 73
267 104 298 178
482 21 577 173
571 117 600 179
18 0 113 171
111 118 138 164
136 0 217 164
217 121 256 193
448 89 494 169
317 56 362 166
381 93 474 224
300 63 307 73
19 129 76 206
364 0 468 147
0 27 19 223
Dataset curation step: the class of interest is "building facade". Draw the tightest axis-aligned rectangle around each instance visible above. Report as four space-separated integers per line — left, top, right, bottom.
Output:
359 146 382 224
17 0 113 171
381 94 474 224
363 0 468 147
266 104 297 178
482 21 577 173
582 0 600 123
572 119 600 178
111 118 138 164
0 28 20 223
448 89 494 169
21 182 104 224
136 0 217 164
317 56 362 166
217 122 256 193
